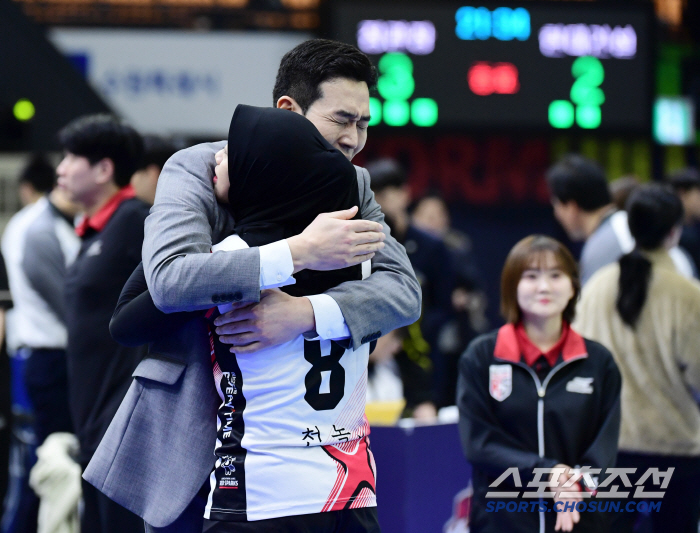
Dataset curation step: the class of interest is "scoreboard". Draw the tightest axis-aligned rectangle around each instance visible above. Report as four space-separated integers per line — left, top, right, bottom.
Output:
328 1 653 133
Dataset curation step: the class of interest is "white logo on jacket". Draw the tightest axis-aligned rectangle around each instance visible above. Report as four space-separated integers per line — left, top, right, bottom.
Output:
85 240 102 257
566 377 594 394
489 364 512 402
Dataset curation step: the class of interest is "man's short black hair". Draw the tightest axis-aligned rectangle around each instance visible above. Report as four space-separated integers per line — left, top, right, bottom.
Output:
18 153 55 193
667 167 700 193
366 158 407 193
546 154 611 211
58 114 143 188
137 135 180 172
273 39 378 113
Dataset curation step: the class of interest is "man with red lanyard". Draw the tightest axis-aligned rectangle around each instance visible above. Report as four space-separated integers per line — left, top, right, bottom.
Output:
57 114 149 533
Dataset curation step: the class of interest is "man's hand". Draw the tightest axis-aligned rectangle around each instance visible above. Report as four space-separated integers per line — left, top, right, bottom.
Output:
214 289 315 354
286 206 385 273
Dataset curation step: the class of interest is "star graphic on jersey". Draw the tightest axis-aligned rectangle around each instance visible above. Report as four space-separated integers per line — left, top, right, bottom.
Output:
321 436 376 511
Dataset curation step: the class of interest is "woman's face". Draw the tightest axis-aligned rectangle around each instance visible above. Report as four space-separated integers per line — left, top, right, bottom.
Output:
517 251 574 322
213 144 230 204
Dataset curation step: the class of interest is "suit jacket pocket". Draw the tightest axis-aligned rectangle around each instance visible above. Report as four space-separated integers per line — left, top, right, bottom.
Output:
132 354 187 385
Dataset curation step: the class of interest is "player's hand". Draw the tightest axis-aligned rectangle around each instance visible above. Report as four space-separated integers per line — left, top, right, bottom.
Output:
286 206 385 273
214 289 315 354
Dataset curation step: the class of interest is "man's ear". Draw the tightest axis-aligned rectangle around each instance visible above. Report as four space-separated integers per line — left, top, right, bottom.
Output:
276 96 304 114
94 158 115 185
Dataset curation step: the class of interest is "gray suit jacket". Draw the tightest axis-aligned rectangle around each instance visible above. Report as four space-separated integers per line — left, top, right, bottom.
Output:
84 141 421 528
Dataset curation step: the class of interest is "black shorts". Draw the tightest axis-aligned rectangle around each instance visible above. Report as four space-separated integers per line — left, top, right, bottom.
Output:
202 507 381 533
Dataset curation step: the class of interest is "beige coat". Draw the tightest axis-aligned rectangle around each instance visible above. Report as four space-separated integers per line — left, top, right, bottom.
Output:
574 249 700 456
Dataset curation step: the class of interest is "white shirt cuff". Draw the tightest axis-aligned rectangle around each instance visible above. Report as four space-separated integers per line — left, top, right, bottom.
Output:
259 240 295 289
306 294 350 340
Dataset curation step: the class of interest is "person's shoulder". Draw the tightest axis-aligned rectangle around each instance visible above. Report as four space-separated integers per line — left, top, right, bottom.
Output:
113 197 151 225
658 267 700 306
23 209 57 245
582 219 622 260
586 260 619 285
580 337 621 377
354 164 369 197
460 329 499 365
171 141 225 161
582 337 615 361
353 164 367 180
164 141 225 177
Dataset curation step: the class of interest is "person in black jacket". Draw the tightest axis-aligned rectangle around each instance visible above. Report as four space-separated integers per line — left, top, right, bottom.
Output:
457 235 621 533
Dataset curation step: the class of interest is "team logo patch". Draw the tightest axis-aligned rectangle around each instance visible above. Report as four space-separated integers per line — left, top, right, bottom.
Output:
489 364 512 402
566 377 594 394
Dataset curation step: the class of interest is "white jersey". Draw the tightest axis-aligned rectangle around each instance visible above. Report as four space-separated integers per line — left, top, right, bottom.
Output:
205 236 376 522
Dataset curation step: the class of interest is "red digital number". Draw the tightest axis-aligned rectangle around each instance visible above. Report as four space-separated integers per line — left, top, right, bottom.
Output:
468 62 520 96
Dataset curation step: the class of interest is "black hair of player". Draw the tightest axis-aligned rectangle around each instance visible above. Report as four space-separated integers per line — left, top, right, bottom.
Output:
546 154 611 211
272 39 378 114
58 114 143 188
18 153 55 193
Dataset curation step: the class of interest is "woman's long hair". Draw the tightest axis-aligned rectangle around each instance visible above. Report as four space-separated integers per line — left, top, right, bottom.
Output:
616 184 683 327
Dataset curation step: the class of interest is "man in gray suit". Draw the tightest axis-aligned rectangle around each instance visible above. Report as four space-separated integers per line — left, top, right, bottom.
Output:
85 39 421 532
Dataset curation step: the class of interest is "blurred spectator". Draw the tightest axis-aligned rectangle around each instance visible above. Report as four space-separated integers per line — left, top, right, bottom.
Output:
609 175 641 211
130 135 179 206
411 193 484 292
575 184 700 533
458 235 620 533
367 158 455 407
609 175 696 278
411 193 488 407
17 154 55 208
57 114 148 533
668 167 700 272
2 179 80 447
367 328 436 422
0 253 11 510
1 153 62 533
546 154 616 285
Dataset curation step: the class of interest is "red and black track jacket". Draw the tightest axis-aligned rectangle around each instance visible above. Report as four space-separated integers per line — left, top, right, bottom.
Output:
457 324 621 533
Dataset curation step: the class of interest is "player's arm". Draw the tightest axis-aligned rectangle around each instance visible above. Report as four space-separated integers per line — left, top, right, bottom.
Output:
110 263 195 347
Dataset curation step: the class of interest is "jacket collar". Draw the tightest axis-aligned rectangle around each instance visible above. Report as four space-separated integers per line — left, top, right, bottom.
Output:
494 322 587 364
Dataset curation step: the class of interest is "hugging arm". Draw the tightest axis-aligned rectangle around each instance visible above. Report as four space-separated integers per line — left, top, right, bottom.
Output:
322 167 422 348
111 262 195 347
143 142 261 314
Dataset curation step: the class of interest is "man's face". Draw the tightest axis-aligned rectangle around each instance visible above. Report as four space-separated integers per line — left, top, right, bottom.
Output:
56 152 103 208
299 78 371 161
551 198 585 241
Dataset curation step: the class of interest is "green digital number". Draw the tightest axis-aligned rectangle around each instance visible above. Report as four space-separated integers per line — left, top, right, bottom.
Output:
378 53 415 101
549 56 604 129
373 53 438 127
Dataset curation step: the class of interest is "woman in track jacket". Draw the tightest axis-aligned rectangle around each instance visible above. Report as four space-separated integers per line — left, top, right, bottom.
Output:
457 235 621 533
